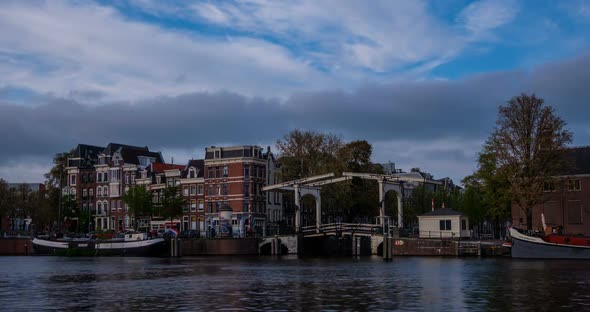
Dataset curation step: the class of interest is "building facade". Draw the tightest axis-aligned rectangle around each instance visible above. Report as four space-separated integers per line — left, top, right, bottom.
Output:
204 146 267 237
512 146 590 234
65 143 279 236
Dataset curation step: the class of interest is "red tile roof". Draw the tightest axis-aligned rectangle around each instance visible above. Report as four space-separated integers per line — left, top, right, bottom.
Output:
151 163 185 173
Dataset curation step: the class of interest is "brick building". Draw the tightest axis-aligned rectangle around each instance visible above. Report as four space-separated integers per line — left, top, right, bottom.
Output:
512 146 590 234
66 143 163 232
204 146 267 237
65 143 281 236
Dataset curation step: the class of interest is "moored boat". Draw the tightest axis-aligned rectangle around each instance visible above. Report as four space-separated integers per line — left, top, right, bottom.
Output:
509 227 590 259
32 232 168 257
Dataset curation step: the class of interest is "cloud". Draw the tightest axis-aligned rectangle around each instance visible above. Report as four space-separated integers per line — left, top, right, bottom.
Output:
458 0 519 39
0 0 330 102
1 51 590 183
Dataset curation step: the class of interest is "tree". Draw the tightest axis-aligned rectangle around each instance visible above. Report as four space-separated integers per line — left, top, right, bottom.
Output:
485 93 572 230
44 150 74 230
160 186 185 231
123 185 154 232
0 179 11 231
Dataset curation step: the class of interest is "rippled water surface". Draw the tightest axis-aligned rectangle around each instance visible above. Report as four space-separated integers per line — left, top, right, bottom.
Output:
1 256 590 311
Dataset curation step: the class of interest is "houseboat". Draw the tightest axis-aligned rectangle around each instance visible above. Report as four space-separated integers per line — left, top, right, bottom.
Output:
32 232 168 256
509 227 590 259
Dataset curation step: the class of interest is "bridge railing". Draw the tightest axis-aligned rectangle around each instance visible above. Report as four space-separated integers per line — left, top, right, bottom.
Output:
300 223 384 236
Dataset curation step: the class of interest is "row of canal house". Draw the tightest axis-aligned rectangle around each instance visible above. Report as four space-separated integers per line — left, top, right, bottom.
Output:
65 143 282 236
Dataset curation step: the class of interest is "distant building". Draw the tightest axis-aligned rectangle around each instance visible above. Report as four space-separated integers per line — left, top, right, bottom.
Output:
264 147 282 226
512 146 590 234
418 208 470 239
1 183 45 232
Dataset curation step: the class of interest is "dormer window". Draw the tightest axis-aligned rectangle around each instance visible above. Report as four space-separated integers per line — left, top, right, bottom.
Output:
189 168 196 179
114 158 120 166
214 150 221 158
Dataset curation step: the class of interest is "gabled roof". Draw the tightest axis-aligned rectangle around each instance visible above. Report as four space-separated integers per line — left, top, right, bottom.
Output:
419 208 464 217
151 163 185 173
565 146 590 175
184 159 205 178
103 143 149 156
73 144 105 159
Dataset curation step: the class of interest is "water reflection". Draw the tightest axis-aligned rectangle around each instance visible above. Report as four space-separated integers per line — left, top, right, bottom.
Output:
0 256 589 311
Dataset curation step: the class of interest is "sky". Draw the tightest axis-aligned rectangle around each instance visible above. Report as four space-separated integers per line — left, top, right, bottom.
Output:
1 0 590 184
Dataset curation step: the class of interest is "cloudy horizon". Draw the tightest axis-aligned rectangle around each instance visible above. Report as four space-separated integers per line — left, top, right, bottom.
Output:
1 0 589 184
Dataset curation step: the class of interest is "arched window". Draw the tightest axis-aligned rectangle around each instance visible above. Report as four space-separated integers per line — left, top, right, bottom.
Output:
97 201 102 215
103 186 109 197
97 187 102 197
103 200 109 211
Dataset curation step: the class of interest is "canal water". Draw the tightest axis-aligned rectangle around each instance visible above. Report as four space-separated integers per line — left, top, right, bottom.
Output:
1 256 589 311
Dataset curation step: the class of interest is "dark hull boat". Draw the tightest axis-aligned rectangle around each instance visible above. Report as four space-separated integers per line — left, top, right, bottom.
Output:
32 237 168 257
509 227 590 259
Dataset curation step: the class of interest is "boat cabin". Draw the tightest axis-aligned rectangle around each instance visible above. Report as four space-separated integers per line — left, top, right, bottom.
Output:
123 232 148 241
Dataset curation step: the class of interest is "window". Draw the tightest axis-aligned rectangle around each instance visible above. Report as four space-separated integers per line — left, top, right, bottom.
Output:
183 186 189 196
189 169 195 179
568 179 581 192
104 172 108 181
167 179 173 187
197 185 204 195
82 174 87 183
190 185 196 195
82 189 87 198
103 186 108 197
215 184 221 196
114 158 120 166
97 187 102 197
215 167 220 178
89 202 93 213
544 201 560 225
244 165 250 178
244 201 250 213
544 181 556 192
244 182 250 196
97 172 102 182
568 201 583 224
223 166 228 177
89 188 93 198
70 174 76 186
215 202 221 212
439 220 452 231
461 219 467 231
207 202 213 213
156 176 161 184
215 150 220 158
104 201 109 211
222 184 228 196
198 200 204 212
207 185 213 196
207 168 213 179
125 173 130 184
190 199 196 212
97 202 102 215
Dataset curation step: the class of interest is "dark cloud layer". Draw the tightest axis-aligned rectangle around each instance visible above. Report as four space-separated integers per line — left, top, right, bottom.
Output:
1 52 590 169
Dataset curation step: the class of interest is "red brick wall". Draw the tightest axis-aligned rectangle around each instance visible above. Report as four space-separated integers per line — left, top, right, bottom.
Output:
512 176 590 234
0 238 33 255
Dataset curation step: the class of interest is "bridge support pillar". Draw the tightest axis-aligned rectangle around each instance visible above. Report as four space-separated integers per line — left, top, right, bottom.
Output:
294 185 300 233
397 192 403 229
316 196 321 233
